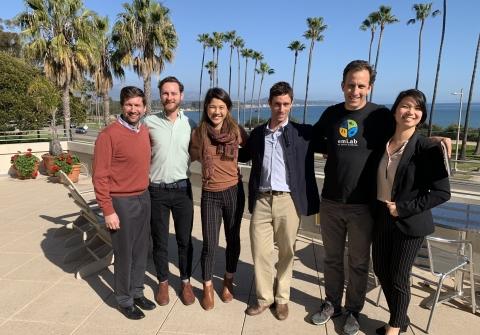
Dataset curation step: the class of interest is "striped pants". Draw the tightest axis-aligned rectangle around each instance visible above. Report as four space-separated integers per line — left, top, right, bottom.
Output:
372 203 424 329
200 183 245 281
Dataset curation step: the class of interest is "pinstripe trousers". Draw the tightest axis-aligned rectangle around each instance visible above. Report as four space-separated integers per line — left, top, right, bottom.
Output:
372 202 424 328
200 182 245 281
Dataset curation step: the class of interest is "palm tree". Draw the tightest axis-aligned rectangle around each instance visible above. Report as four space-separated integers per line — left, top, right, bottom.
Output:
223 30 237 95
233 36 244 122
359 12 379 64
407 3 440 89
112 0 177 114
212 31 224 86
303 17 327 124
370 6 399 101
428 0 447 136
256 62 275 124
241 48 254 126
206 36 216 85
197 33 210 116
287 40 305 94
92 16 124 126
460 33 479 160
18 0 98 139
205 61 217 88
249 51 264 126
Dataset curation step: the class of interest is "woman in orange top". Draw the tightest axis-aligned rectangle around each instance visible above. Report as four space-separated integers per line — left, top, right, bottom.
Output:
190 87 247 310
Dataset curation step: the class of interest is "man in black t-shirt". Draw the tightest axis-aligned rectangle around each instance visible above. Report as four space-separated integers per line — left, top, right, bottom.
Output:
311 60 394 335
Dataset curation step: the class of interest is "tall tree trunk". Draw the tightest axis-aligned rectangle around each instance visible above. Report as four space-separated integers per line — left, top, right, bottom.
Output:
460 33 479 160
62 81 71 140
292 52 298 118
249 60 258 127
257 74 265 124
370 26 385 102
215 48 220 87
228 45 234 95
144 73 152 114
292 52 298 93
303 40 315 124
212 48 216 88
474 128 480 155
96 96 100 124
428 0 447 136
415 20 425 89
368 30 374 64
243 58 249 127
199 47 206 118
236 49 241 122
103 91 110 126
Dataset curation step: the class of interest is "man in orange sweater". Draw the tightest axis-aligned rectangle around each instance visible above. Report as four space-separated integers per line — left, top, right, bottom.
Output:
93 86 154 320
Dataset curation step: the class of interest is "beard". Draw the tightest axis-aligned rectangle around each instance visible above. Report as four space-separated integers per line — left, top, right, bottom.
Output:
162 101 180 114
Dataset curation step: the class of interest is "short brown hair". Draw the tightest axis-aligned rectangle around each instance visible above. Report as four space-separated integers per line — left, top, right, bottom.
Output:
268 81 293 103
120 86 146 106
158 76 184 93
342 60 376 85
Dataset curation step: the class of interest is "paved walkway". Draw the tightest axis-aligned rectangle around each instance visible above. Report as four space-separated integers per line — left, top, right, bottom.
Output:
0 175 478 334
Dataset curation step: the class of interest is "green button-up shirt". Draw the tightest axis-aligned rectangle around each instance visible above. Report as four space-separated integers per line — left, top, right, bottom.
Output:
144 110 196 183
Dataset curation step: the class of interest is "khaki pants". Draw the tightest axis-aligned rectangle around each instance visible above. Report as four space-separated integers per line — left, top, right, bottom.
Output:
250 193 300 305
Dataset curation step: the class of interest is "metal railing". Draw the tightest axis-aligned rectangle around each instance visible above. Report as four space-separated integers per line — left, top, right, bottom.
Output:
0 129 69 143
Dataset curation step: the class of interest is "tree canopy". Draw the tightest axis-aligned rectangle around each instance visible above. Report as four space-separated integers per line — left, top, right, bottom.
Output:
0 52 58 130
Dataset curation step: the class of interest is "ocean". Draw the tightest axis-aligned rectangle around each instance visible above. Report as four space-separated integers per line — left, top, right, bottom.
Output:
185 103 480 128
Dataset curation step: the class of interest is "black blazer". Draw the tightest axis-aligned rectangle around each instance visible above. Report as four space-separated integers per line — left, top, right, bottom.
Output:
388 131 451 237
241 121 320 216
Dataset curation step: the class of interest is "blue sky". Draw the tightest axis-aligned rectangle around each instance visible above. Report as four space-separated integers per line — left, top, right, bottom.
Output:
2 0 479 104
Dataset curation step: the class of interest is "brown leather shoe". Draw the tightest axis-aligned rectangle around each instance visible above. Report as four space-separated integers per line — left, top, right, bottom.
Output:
155 280 169 306
180 282 195 306
274 303 289 321
221 275 234 303
200 283 214 310
245 303 270 316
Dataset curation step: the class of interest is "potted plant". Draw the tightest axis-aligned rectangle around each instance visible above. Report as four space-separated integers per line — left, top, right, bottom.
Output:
51 152 82 182
10 149 40 179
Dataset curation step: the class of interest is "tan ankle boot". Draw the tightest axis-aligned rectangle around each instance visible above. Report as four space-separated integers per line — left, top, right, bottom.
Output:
221 275 234 303
201 283 214 310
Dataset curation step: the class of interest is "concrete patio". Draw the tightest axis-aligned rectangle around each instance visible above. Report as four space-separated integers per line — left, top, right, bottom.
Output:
0 174 478 335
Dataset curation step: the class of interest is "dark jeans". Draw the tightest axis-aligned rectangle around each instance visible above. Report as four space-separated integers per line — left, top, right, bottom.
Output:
111 190 151 307
149 180 194 282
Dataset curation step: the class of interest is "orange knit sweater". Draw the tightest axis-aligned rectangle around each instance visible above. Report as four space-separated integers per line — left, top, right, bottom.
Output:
93 122 151 216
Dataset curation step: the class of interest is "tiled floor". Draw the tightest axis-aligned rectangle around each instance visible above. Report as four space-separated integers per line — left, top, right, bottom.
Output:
0 174 478 334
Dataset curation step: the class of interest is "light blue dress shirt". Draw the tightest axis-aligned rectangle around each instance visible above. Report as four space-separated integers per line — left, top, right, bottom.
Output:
259 120 291 192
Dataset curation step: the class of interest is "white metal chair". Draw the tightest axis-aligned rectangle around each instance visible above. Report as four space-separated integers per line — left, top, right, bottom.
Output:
411 236 476 333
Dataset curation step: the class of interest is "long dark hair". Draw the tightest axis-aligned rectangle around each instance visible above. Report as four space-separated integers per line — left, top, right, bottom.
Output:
197 87 239 144
391 89 428 125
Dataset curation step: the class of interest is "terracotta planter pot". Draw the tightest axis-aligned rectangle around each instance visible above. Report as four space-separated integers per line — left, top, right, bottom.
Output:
41 154 56 176
66 164 81 183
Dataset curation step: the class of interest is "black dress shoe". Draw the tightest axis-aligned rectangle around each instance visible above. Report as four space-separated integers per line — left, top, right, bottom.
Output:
118 305 145 320
134 296 156 310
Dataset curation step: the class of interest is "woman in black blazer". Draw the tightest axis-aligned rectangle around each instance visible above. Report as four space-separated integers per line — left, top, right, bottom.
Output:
372 89 451 335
